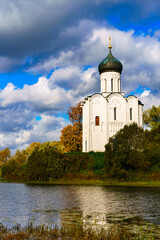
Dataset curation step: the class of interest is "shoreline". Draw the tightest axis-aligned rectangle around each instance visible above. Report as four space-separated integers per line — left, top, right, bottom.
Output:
1 178 160 187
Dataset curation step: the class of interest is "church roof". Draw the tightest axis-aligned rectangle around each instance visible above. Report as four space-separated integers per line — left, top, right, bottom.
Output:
98 38 123 74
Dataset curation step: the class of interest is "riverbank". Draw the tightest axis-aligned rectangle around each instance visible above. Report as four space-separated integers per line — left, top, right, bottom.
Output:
26 179 160 187
0 222 160 240
1 173 160 187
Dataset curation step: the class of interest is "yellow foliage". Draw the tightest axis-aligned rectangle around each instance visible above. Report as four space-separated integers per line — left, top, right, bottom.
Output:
0 148 11 166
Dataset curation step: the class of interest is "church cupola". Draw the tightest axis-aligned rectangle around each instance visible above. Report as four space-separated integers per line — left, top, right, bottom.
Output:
99 37 123 93
98 37 123 74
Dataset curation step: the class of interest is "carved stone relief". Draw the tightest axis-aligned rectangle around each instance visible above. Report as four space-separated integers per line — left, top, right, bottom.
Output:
110 98 121 109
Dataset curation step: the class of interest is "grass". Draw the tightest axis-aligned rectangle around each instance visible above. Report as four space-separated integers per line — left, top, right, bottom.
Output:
23 172 160 187
0 222 160 240
2 175 160 187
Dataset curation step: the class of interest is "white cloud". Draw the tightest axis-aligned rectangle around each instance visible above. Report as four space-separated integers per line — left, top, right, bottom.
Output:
0 77 74 111
27 51 74 74
139 90 160 111
141 90 150 97
27 26 160 95
15 115 66 145
0 1 160 152
1 25 160 152
0 114 66 153
0 65 99 111
0 66 98 152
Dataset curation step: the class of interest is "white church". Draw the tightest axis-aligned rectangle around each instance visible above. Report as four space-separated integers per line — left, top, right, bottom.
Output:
81 38 143 152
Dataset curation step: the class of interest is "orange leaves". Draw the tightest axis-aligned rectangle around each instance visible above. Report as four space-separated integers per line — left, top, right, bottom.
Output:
60 103 82 152
68 102 82 124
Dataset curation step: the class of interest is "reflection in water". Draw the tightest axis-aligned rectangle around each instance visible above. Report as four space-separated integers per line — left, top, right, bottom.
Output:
0 183 160 228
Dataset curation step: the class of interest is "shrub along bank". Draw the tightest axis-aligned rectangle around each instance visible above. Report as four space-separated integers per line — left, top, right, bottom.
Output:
1 145 105 183
0 123 160 184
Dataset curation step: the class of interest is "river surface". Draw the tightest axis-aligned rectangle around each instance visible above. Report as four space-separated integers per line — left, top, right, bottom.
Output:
0 183 160 228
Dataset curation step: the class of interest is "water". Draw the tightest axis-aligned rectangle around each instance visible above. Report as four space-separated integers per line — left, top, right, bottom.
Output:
0 183 160 228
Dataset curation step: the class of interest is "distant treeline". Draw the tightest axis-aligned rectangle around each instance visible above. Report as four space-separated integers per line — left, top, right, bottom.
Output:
0 123 160 182
0 141 105 182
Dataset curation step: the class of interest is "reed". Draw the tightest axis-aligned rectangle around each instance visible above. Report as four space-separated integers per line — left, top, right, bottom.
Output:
0 222 160 240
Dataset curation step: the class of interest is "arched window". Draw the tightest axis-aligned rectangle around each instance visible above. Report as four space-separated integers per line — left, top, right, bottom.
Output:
114 107 116 120
130 108 132 120
111 78 113 91
95 116 100 126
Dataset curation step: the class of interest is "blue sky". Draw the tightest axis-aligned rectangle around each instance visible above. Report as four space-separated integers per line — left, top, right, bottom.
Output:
0 0 160 152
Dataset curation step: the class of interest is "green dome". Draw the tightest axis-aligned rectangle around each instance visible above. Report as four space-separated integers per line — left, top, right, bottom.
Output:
98 48 123 74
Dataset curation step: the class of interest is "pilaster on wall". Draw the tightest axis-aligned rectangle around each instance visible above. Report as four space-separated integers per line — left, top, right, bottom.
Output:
138 104 143 127
100 71 121 93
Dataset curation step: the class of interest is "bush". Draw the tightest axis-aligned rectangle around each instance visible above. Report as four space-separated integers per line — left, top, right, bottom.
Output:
26 144 66 181
65 152 92 173
1 159 19 177
104 123 146 178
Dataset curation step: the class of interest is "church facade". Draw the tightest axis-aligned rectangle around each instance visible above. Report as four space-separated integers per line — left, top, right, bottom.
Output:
81 39 143 152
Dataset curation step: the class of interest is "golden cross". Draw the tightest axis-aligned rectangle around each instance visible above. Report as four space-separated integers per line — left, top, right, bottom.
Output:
109 36 112 49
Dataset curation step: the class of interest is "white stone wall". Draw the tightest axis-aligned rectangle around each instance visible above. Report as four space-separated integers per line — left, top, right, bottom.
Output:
82 93 143 152
100 71 121 93
107 93 126 139
138 104 143 127
82 64 143 152
90 94 107 152
82 94 107 152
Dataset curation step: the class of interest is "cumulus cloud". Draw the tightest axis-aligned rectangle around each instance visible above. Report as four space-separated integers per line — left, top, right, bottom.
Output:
15 114 66 145
1 0 160 72
0 114 66 153
0 0 122 72
141 90 150 98
0 75 72 152
0 66 99 152
50 66 99 95
28 26 160 95
0 66 99 110
1 25 160 151
0 77 74 112
139 90 160 111
0 0 160 153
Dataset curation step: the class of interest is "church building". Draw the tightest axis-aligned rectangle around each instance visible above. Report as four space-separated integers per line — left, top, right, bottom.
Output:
81 38 143 152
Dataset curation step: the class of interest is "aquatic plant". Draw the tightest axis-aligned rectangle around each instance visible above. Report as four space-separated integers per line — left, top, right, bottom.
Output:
0 222 160 240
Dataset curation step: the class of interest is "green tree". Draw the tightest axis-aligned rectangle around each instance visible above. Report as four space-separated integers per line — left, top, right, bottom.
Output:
143 124 160 168
143 105 160 129
104 123 148 178
60 102 82 152
1 159 19 178
26 144 65 181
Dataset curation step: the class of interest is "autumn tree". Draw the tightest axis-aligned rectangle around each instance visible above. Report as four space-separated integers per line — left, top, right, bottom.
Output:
0 148 11 166
143 105 160 129
49 141 65 153
10 149 26 165
60 102 82 152
68 102 82 125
